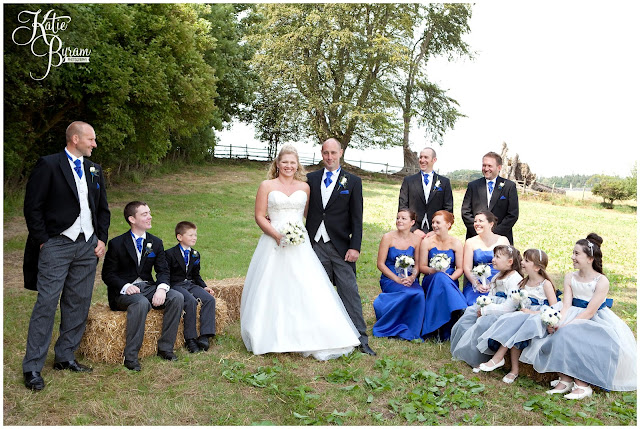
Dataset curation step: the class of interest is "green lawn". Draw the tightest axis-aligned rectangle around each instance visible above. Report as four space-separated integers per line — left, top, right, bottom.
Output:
3 159 637 425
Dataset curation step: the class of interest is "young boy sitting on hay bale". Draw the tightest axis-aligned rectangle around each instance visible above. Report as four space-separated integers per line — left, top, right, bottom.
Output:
102 201 184 371
165 221 216 353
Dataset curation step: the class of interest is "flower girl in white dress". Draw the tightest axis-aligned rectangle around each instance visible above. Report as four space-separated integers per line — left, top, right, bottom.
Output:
240 145 360 361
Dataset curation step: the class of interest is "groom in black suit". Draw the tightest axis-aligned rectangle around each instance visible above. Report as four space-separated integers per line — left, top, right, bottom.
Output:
461 151 519 244
306 138 375 356
102 201 184 371
398 147 453 235
22 121 110 391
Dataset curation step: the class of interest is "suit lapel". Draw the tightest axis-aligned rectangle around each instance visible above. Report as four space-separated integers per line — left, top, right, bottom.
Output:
83 159 95 211
415 173 427 207
325 170 345 209
425 173 438 206
59 152 79 201
488 177 504 211
124 231 138 268
186 249 194 275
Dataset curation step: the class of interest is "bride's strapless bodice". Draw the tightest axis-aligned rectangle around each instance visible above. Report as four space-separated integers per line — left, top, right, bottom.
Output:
267 190 307 227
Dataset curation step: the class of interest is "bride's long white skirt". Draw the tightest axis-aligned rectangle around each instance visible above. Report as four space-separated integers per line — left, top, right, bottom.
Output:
241 233 360 361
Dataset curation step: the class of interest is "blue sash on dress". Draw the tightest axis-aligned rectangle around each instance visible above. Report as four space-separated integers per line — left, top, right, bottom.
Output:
572 297 613 310
495 292 506 299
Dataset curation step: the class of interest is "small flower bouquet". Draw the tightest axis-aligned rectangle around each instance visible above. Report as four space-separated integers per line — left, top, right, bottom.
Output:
511 289 530 310
476 296 492 307
540 306 562 328
279 222 306 248
395 254 415 279
429 253 451 272
471 263 492 291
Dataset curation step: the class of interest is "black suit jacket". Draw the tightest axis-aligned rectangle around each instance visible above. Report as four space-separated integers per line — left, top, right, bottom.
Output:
461 176 519 244
398 171 453 233
102 231 170 311
23 151 110 290
165 244 207 288
305 168 363 265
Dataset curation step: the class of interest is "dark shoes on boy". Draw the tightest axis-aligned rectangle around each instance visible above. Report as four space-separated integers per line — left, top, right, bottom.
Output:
185 338 202 353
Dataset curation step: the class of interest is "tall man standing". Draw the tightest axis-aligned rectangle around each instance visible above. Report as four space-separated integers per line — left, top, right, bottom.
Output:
398 147 453 236
22 121 110 390
461 151 519 244
306 138 375 356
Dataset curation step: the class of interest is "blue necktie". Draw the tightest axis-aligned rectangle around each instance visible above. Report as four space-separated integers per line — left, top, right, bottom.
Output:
423 173 430 187
183 248 190 265
324 171 333 188
135 237 143 253
488 180 494 196
74 159 83 179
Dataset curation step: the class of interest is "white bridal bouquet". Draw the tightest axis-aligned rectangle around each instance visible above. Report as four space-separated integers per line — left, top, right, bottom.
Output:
395 254 415 279
540 306 562 328
475 295 492 307
471 263 492 291
511 289 530 310
429 253 451 272
278 222 306 248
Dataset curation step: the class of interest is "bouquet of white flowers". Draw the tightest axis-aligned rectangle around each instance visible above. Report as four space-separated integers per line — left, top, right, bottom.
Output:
540 306 562 328
475 295 492 307
395 254 415 278
278 222 306 247
510 289 530 310
471 263 492 291
429 253 452 272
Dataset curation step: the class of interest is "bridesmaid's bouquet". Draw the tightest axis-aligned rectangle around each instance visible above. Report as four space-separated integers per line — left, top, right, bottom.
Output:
476 295 492 307
540 306 562 328
278 222 306 247
471 263 492 291
395 255 415 278
511 289 530 310
429 253 451 272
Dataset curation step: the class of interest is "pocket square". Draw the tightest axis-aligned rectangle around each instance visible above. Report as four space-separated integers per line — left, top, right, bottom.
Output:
500 195 506 200
434 187 443 192
193 259 200 265
146 252 156 258
340 190 349 194
96 183 100 190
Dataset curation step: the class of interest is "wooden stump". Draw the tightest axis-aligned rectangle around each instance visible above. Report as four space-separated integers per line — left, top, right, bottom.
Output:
78 297 230 364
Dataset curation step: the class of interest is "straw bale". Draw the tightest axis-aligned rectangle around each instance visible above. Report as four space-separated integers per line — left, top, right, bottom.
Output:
79 296 230 364
207 277 244 321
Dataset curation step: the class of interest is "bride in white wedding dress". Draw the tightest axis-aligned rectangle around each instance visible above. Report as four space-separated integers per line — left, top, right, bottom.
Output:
240 145 360 360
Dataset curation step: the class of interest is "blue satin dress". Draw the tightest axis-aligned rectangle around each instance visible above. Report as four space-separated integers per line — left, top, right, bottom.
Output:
421 248 467 340
372 246 425 341
462 249 499 306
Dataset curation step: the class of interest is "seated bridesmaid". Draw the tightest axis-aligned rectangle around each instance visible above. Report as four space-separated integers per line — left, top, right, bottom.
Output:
372 209 425 341
418 210 467 341
462 211 510 305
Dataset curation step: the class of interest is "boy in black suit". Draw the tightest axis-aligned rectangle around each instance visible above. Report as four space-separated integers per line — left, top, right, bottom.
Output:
102 201 184 371
166 221 216 353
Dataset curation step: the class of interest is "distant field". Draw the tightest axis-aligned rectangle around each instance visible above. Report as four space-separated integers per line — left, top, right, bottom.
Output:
3 159 636 425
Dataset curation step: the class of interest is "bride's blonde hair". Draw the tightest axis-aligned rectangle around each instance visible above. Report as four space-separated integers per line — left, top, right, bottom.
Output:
267 145 307 182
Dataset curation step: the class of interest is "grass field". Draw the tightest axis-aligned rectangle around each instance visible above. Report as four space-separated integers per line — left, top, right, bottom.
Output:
3 159 637 425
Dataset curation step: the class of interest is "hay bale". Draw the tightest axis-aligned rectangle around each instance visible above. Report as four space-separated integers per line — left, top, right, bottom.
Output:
207 277 244 321
79 297 230 364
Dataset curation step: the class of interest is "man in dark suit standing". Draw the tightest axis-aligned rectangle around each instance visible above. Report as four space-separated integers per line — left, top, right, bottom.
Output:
22 121 110 391
398 147 453 236
102 201 184 372
306 138 375 356
461 151 519 244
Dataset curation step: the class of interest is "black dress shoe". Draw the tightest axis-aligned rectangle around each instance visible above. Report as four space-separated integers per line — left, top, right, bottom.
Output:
53 360 93 372
157 350 178 361
24 371 45 391
196 335 210 351
185 339 202 353
124 359 141 371
358 343 377 356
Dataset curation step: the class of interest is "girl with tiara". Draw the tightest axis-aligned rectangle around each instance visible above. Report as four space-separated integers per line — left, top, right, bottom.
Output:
521 234 637 398
450 245 523 372
476 248 558 383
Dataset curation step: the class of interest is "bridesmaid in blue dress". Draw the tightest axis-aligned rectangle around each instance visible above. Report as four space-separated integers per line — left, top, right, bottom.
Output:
372 209 425 341
461 211 510 305
418 210 467 340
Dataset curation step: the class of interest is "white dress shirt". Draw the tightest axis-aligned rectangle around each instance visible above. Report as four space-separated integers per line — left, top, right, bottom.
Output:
421 171 433 229
486 178 495 208
314 167 340 243
61 149 94 242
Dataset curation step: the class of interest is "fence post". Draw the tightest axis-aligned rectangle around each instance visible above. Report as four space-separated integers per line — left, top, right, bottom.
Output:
229 144 232 159
385 163 389 174
360 160 362 169
312 154 315 164
245 144 249 159
582 187 586 200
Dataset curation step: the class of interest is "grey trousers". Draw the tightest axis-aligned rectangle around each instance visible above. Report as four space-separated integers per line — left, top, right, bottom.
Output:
115 285 184 361
172 281 216 339
312 239 369 345
23 233 98 373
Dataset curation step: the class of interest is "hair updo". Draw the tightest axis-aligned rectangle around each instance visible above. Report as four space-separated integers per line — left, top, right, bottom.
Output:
398 208 417 222
432 210 454 229
576 233 604 274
